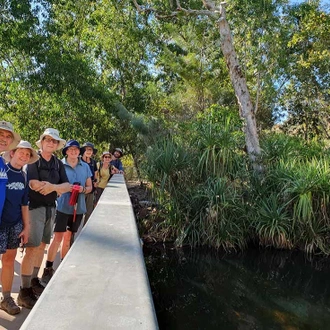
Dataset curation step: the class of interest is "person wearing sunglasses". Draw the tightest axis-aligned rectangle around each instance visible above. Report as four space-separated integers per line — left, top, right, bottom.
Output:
18 128 70 308
94 151 116 205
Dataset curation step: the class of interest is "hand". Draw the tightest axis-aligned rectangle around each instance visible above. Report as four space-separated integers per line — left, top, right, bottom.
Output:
35 181 54 195
19 227 30 245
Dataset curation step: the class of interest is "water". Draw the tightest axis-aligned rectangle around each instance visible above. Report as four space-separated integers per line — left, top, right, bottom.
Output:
144 245 330 330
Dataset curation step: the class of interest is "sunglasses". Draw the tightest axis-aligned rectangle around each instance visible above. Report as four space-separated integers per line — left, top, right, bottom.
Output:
103 156 111 159
43 137 59 144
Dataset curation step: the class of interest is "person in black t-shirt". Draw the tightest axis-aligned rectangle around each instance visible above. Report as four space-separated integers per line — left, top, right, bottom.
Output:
18 128 70 309
80 142 98 226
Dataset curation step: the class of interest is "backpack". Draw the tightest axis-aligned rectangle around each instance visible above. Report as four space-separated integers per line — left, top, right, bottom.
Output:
35 152 60 181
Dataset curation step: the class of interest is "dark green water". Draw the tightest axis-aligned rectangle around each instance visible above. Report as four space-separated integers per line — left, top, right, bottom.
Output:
144 246 330 330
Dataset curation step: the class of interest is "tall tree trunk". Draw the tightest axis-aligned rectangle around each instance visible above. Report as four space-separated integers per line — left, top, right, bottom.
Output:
218 3 261 167
133 0 262 170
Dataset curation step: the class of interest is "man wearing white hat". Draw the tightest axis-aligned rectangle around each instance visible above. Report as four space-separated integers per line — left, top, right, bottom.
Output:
0 121 20 222
18 128 71 308
0 141 39 315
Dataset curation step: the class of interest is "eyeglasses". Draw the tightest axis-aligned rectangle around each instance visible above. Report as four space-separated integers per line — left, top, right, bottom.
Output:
43 137 59 144
103 156 111 159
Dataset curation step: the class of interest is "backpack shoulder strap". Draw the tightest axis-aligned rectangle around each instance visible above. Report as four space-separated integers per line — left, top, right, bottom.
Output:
21 165 28 188
97 161 102 178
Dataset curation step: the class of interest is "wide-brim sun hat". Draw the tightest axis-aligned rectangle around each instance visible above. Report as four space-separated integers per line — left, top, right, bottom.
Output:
3 140 39 164
80 142 98 155
36 128 66 150
113 148 123 158
62 139 81 156
101 151 111 158
0 121 21 150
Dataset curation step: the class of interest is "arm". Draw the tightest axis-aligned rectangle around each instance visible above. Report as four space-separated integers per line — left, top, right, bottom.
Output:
117 160 124 173
32 181 71 196
19 205 30 245
81 177 92 194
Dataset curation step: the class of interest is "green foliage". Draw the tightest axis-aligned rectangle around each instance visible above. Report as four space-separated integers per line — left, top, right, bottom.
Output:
142 108 330 255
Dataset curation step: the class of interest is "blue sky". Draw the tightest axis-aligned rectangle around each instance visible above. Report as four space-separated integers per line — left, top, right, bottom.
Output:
290 0 329 7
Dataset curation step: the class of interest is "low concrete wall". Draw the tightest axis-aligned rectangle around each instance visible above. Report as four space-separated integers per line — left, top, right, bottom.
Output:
21 174 158 330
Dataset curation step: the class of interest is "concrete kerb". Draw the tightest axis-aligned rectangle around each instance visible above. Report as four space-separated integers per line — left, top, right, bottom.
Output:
20 174 158 330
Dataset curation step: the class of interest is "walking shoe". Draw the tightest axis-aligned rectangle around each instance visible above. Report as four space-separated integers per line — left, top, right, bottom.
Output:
31 277 45 296
41 267 55 284
0 296 20 315
17 287 37 309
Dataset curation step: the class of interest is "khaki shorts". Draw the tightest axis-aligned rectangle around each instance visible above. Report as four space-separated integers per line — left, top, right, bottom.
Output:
26 206 56 247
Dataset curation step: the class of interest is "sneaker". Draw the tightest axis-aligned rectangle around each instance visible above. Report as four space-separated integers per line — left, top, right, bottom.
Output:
17 287 37 309
41 267 54 284
0 296 20 315
31 277 45 296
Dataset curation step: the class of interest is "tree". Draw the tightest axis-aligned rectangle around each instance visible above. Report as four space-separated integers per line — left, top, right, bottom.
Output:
133 0 261 169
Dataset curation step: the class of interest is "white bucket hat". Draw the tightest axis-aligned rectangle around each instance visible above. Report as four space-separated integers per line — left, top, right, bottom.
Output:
3 140 39 164
36 128 66 150
0 121 21 150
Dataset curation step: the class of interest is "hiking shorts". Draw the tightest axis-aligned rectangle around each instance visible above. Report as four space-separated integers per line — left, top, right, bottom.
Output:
54 211 83 233
0 221 23 254
26 206 56 247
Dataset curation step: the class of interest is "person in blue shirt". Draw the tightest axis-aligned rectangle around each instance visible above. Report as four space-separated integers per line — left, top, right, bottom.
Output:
0 121 20 222
110 147 124 174
42 140 92 284
0 141 39 315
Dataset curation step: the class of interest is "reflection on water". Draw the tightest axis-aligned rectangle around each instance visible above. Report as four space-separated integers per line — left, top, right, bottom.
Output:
144 246 330 330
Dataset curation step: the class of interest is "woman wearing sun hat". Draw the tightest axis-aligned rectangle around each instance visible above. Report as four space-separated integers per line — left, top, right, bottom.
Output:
41 139 92 285
0 141 38 315
94 151 115 205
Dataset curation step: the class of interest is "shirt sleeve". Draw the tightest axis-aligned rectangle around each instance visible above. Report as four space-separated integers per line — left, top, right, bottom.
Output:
118 160 124 171
22 183 29 206
27 162 39 181
58 160 69 183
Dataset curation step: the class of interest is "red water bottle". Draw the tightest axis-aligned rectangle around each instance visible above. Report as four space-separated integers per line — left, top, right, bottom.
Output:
69 184 80 206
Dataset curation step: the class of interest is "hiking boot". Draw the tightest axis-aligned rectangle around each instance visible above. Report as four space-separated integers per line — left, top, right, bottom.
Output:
17 287 37 309
31 277 45 296
0 296 20 315
41 267 55 284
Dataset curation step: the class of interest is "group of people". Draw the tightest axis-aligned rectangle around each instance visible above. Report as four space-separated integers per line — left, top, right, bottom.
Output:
0 121 124 315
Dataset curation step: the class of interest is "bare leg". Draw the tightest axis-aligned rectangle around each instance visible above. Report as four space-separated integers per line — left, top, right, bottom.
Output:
34 242 46 271
46 232 64 262
1 249 17 293
21 247 38 277
61 231 72 260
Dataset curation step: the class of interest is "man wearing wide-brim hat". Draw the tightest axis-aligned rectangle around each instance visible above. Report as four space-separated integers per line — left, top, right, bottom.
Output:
0 141 38 315
0 121 21 225
110 147 125 174
18 128 71 309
